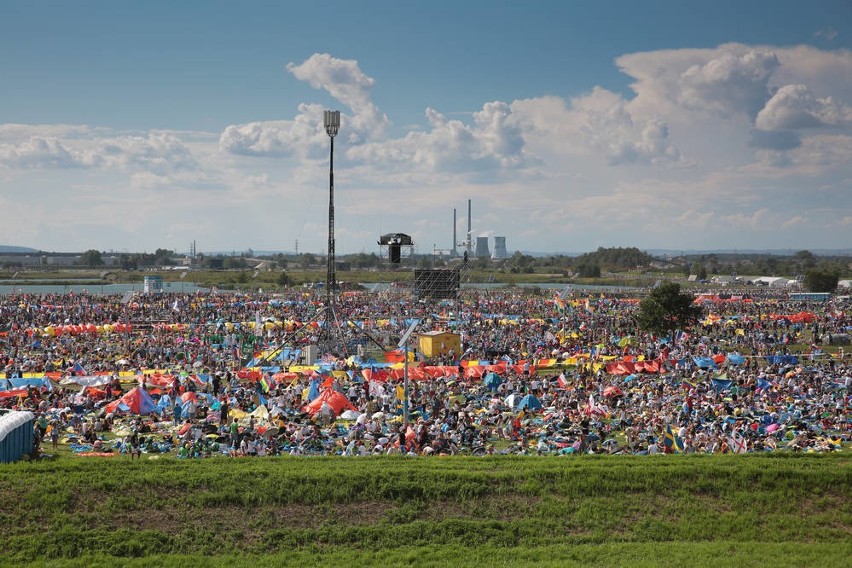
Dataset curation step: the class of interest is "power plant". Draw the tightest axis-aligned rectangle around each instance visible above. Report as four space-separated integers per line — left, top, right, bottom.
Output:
449 199 509 261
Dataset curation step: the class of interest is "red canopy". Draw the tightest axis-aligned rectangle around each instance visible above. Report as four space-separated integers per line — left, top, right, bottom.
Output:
303 388 357 417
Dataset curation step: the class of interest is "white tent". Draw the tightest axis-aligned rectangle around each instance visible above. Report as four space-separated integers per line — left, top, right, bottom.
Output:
750 276 791 287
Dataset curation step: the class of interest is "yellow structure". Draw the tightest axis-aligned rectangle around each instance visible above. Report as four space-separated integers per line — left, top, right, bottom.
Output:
418 331 461 358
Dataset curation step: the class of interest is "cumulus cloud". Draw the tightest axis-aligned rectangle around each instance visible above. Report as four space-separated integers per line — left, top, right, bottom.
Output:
92 132 198 173
678 49 779 117
0 130 198 173
348 101 530 174
0 137 84 169
286 53 389 141
756 84 852 130
572 88 680 165
219 104 327 158
221 54 391 158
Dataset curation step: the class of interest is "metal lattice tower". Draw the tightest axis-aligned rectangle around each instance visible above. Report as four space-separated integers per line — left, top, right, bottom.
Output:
319 110 345 357
324 110 340 305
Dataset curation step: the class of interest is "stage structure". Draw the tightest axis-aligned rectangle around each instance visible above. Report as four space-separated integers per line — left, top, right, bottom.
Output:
378 233 414 266
414 268 460 300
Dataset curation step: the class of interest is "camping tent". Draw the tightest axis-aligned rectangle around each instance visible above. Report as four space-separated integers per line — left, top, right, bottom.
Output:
104 387 158 415
303 388 357 417
484 372 502 391
517 394 542 411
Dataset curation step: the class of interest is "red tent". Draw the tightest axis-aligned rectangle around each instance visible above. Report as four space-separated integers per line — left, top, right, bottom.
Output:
603 386 623 397
302 388 357 417
361 368 390 383
180 392 198 404
104 386 157 415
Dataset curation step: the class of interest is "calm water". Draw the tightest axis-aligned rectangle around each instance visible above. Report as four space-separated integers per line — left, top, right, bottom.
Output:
0 282 208 295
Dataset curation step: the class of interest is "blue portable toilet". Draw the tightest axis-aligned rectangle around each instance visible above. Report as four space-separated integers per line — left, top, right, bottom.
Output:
0 411 35 463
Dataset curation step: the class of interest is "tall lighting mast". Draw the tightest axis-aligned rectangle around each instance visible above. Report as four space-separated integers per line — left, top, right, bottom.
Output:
323 110 340 314
319 110 342 356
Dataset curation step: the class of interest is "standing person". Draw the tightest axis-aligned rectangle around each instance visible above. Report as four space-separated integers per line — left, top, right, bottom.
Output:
50 419 60 450
219 395 229 425
173 400 182 426
129 430 141 461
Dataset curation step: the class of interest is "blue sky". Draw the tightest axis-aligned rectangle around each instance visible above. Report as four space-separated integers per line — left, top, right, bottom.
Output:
1 1 851 255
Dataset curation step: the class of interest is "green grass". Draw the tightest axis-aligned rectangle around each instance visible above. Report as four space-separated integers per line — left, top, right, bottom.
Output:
1 454 849 566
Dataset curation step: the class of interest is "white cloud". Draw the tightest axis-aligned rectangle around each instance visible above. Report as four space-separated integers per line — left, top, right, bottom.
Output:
677 49 779 117
91 132 198 174
0 130 198 174
348 102 531 174
219 104 328 158
756 84 852 130
572 87 680 165
0 137 84 169
221 54 391 157
286 53 390 142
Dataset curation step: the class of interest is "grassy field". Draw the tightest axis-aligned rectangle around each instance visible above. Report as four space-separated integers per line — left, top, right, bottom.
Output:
1 454 849 566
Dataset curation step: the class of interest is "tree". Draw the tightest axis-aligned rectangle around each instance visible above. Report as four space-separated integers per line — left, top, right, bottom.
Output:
223 257 248 270
636 282 702 342
575 261 600 278
299 253 317 268
153 248 175 266
695 264 708 281
79 249 104 268
803 267 839 292
794 250 816 269
277 271 293 288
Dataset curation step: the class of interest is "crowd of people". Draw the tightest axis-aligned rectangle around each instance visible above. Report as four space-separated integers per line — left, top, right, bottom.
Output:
2 285 849 458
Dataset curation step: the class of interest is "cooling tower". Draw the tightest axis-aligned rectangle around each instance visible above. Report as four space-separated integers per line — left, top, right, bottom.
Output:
492 237 508 259
475 236 490 259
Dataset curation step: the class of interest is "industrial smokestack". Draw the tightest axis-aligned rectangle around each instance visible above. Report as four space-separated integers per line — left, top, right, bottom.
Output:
452 208 457 257
467 199 472 255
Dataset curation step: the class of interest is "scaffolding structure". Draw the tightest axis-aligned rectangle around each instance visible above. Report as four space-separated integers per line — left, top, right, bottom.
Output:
414 268 461 300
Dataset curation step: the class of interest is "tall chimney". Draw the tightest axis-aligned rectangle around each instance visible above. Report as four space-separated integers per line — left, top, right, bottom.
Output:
467 199 472 255
452 208 457 257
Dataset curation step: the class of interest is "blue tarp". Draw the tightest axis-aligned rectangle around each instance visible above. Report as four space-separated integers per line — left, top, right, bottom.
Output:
693 356 717 369
726 353 746 365
765 355 798 365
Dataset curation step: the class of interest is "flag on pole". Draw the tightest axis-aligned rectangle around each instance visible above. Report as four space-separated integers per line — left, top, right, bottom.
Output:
554 292 566 313
663 424 685 453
